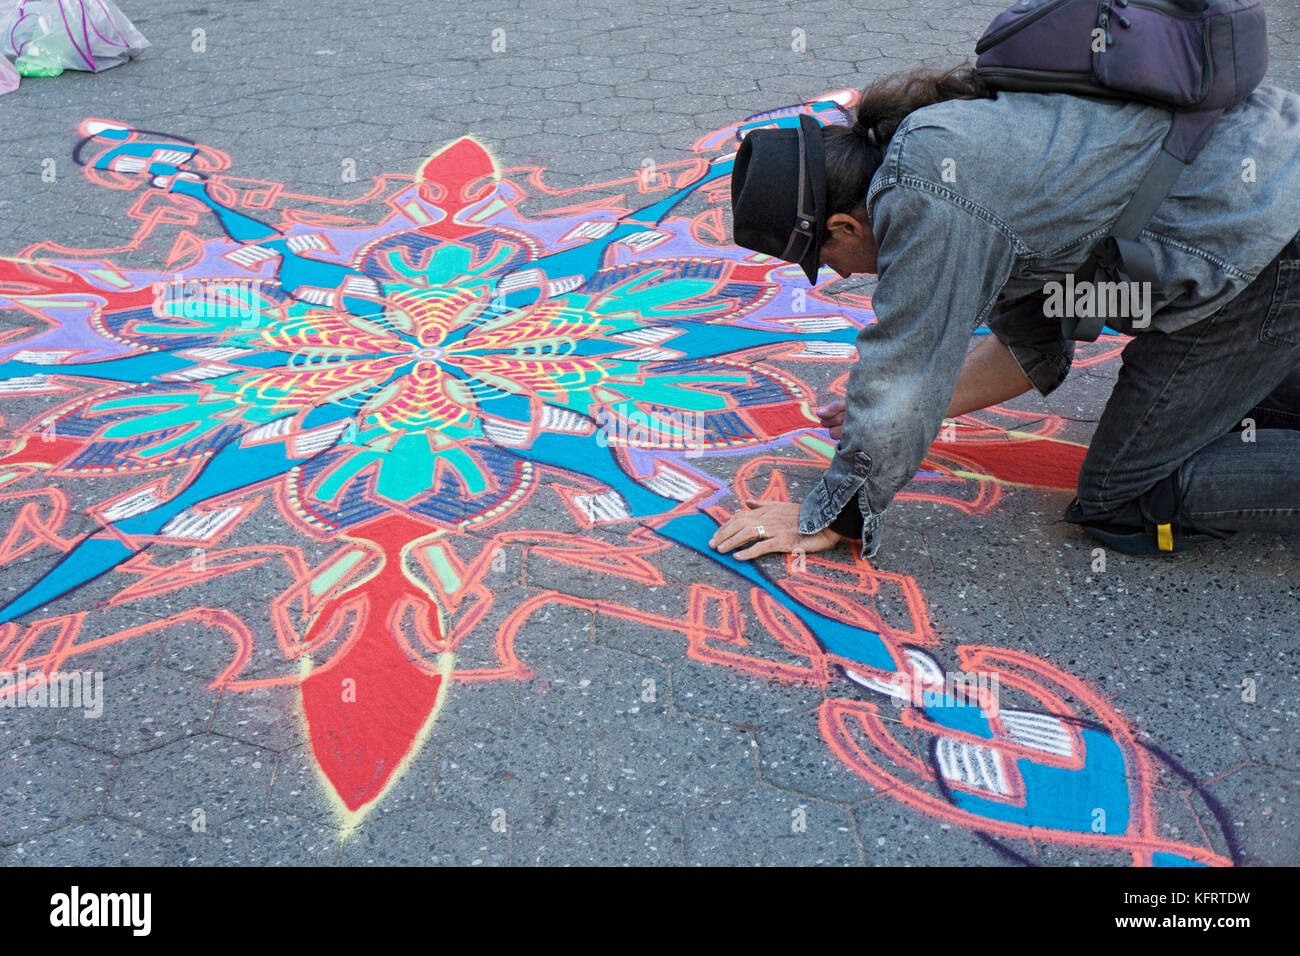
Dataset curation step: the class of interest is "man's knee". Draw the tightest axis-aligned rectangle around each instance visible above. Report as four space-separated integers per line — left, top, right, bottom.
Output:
1072 459 1147 519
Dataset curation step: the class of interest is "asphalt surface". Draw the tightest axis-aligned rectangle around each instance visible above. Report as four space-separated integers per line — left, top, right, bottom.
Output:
0 0 1297 866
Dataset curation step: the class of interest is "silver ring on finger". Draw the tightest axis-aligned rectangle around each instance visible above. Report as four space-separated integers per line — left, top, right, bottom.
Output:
756 524 766 539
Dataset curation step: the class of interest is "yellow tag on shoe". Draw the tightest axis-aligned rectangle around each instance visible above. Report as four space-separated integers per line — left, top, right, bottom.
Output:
1156 523 1173 552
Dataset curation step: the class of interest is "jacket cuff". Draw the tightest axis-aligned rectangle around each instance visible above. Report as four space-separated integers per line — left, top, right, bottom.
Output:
825 491 886 560
1003 339 1074 397
798 450 885 559
828 493 864 538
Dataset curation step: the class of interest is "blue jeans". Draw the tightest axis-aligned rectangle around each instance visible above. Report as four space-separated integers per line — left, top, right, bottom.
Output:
1066 232 1300 552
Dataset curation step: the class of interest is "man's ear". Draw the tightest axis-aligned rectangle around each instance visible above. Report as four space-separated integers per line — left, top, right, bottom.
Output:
826 210 869 243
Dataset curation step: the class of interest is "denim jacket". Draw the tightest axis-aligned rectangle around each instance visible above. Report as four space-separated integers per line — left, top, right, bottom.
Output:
798 85 1300 558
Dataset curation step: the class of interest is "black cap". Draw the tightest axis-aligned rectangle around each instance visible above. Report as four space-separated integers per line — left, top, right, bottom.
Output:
730 113 827 285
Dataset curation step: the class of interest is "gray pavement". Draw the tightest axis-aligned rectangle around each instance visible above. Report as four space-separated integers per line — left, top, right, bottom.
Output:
0 0 1298 866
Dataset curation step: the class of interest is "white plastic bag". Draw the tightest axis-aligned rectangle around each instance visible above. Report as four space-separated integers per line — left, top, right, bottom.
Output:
4 0 148 75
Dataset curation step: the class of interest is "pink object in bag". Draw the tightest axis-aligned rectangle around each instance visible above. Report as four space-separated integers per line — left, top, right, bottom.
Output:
0 53 17 94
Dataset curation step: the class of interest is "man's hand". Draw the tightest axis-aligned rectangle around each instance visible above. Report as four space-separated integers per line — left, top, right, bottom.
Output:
707 500 843 561
814 400 846 440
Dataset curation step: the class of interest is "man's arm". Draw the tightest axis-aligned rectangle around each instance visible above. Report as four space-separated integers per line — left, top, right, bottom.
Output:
818 331 1050 436
946 333 1034 417
800 183 1018 558
817 333 1030 436
821 334 1030 540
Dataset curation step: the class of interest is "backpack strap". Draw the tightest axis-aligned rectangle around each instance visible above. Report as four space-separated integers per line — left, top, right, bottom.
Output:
1065 108 1224 342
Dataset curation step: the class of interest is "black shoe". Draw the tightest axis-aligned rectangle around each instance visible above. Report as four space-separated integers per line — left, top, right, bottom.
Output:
1064 473 1227 556
1075 518 1218 556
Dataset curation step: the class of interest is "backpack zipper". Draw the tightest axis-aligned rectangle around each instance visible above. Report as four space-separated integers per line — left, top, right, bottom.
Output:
979 0 1205 58
1096 0 1132 48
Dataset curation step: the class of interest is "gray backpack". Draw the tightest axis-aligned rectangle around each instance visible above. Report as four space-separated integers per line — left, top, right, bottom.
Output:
974 0 1269 339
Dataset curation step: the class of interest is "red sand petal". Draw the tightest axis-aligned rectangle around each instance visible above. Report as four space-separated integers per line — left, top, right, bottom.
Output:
940 436 1088 490
301 612 443 814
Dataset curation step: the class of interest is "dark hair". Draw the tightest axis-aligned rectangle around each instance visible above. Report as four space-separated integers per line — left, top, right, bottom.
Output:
823 63 994 218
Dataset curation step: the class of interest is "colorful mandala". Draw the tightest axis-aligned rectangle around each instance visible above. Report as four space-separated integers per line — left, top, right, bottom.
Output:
0 97 1233 864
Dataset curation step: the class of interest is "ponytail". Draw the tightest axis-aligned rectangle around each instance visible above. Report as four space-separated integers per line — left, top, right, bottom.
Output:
822 63 994 217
